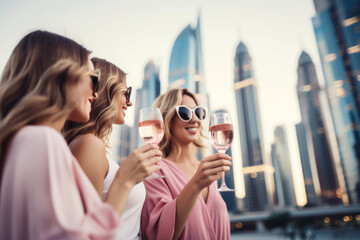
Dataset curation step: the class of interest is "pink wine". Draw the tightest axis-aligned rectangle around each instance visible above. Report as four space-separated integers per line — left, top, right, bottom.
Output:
209 123 233 152
138 120 164 144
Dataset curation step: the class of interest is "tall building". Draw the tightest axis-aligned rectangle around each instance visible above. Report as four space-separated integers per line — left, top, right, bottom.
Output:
234 41 273 212
296 50 342 205
312 0 360 204
271 126 297 208
133 61 161 148
168 14 209 107
117 124 132 164
295 122 321 206
214 109 237 213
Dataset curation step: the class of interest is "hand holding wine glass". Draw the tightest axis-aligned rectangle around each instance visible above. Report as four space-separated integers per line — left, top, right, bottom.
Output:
209 112 234 191
138 107 166 179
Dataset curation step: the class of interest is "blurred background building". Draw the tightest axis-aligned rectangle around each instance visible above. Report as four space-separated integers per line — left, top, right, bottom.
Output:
271 125 297 208
296 50 343 205
295 122 321 207
233 41 274 212
168 14 209 108
312 0 360 204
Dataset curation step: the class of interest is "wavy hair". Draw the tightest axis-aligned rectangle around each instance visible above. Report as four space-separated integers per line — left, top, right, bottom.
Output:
62 57 127 146
153 88 206 158
0 30 90 184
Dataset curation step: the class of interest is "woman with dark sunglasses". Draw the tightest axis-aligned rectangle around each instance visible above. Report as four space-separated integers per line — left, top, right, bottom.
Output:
62 57 162 240
141 88 231 240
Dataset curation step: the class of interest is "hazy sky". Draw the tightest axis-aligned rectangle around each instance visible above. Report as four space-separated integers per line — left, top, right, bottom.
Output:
0 0 322 205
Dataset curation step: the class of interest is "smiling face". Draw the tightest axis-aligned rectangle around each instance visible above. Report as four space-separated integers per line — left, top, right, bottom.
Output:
67 57 96 123
171 94 201 145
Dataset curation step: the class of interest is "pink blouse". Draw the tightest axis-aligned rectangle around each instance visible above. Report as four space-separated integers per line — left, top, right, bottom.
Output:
141 159 230 240
0 126 119 240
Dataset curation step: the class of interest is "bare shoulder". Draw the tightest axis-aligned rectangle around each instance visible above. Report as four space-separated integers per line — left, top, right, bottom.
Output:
69 134 105 154
69 134 108 176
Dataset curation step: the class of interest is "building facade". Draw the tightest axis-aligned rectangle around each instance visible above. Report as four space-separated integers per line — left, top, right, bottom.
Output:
295 122 321 207
312 0 360 204
168 14 209 107
271 125 297 208
296 50 342 205
234 41 273 212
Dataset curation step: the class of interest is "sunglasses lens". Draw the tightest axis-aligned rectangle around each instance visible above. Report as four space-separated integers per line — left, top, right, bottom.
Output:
127 87 132 102
91 76 99 93
195 107 206 120
178 107 191 121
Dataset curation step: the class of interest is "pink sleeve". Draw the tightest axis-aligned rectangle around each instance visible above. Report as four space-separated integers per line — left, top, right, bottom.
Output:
141 178 177 240
0 127 119 240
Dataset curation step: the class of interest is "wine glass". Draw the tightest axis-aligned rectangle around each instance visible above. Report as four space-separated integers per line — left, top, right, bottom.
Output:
209 112 234 191
138 107 166 179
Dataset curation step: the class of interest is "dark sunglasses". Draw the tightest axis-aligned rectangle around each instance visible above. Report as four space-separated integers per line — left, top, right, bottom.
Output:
90 70 100 97
120 86 132 104
175 105 207 122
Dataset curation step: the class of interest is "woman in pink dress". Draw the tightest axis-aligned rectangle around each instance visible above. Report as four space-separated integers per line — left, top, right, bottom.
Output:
141 88 232 240
0 30 137 239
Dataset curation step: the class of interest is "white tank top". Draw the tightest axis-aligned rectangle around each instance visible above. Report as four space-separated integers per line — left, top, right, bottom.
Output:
103 154 146 240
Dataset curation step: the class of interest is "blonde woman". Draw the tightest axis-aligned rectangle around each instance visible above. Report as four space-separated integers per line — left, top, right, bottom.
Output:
141 88 231 240
0 30 135 240
62 57 161 240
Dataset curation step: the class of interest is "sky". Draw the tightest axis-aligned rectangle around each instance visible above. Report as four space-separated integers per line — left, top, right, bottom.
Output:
0 0 322 206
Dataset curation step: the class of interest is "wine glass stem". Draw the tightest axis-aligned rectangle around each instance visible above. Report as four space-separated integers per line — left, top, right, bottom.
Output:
218 149 228 188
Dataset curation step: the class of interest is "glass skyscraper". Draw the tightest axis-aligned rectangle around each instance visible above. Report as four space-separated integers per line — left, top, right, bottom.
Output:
312 0 360 204
117 124 132 164
296 51 342 205
133 61 161 148
295 122 321 207
234 41 273 212
168 14 208 107
271 125 296 208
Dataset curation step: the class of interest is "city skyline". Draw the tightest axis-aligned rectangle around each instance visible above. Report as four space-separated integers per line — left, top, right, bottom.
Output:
0 0 320 206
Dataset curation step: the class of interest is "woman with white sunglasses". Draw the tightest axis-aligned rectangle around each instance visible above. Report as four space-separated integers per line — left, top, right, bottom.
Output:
141 88 231 240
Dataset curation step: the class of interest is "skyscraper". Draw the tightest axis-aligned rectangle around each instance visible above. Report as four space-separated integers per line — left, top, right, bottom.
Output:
133 61 161 148
296 50 342 205
168 14 208 107
117 124 132 164
312 0 360 204
234 41 273 212
271 125 297 208
295 122 321 207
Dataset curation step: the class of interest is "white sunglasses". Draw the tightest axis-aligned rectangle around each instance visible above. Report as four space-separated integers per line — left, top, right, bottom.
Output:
175 105 207 122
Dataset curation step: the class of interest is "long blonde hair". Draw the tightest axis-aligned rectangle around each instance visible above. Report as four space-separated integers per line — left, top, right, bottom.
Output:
153 88 206 158
0 30 90 183
62 58 127 146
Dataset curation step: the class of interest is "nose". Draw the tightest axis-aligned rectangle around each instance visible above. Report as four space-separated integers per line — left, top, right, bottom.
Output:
189 112 199 123
93 92 98 99
127 100 133 107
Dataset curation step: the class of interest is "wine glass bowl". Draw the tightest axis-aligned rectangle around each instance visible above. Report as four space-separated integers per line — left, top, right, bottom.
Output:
138 107 166 179
209 112 235 191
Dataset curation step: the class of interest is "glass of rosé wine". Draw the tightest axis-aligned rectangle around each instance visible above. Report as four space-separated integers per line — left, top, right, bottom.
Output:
209 112 234 191
138 107 166 179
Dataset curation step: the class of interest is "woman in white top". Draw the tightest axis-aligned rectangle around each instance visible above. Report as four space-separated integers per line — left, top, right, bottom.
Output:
62 57 161 240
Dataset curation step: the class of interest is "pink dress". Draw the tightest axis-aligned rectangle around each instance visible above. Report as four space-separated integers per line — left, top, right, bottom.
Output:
141 159 230 240
0 126 119 240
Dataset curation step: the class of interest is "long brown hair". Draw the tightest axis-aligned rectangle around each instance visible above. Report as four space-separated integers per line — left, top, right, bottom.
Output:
0 30 90 184
62 57 127 146
153 88 206 158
